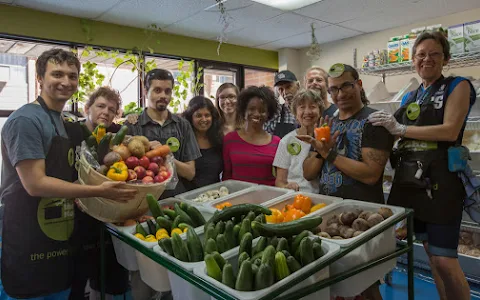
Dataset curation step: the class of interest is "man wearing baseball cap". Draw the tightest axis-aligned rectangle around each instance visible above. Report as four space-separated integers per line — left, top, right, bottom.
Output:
264 70 299 138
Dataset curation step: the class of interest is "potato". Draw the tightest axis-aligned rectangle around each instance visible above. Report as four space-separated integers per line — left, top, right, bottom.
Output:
325 224 340 237
459 231 473 245
318 232 331 239
358 211 373 220
378 207 394 219
353 231 364 237
128 139 146 158
340 212 357 226
97 165 109 175
332 236 344 240
326 214 340 226
352 218 370 231
133 136 150 152
103 151 122 167
457 244 470 254
353 209 363 219
367 213 385 228
340 227 355 239
466 248 480 257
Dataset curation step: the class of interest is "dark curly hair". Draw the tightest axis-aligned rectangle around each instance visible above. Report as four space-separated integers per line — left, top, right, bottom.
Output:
237 86 278 122
36 48 80 78
183 96 223 148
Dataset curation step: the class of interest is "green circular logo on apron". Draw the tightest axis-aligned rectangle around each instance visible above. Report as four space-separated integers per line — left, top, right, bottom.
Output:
68 148 74 167
166 137 180 153
406 103 420 121
328 63 345 78
287 142 301 156
37 198 74 241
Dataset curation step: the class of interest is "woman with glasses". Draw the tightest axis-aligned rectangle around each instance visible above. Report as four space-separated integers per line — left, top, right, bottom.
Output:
369 31 476 300
215 83 242 135
183 96 223 189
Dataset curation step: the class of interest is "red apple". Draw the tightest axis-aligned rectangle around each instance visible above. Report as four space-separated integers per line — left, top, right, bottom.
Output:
154 175 165 183
159 171 169 179
151 156 164 165
142 176 154 184
159 166 168 173
125 156 140 169
127 169 137 181
148 162 159 175
139 156 150 169
134 166 146 179
146 170 155 178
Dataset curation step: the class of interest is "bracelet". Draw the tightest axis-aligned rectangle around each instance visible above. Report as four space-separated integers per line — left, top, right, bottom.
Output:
326 149 338 163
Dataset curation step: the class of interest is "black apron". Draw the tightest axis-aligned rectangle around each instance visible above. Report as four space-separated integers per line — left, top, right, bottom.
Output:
1 97 78 298
273 105 296 138
388 76 466 224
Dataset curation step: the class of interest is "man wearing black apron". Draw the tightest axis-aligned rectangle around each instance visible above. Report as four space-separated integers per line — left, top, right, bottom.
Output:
0 49 136 299
264 70 299 138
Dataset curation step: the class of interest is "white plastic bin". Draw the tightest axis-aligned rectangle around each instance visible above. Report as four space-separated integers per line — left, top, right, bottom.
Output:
176 180 257 205
108 223 139 271
208 185 292 209
193 238 340 300
310 199 405 297
262 192 342 218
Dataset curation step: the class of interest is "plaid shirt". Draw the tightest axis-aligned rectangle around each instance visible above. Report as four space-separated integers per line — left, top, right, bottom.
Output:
263 103 297 135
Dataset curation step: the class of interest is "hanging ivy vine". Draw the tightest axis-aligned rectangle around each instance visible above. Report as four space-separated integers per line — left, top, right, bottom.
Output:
215 0 232 56
306 23 321 62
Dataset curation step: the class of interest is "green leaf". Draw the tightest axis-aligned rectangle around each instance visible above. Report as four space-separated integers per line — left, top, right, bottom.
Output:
148 47 154 54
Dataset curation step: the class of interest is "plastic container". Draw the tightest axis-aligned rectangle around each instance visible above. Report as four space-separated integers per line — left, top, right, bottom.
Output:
193 238 340 300
176 180 257 205
208 185 292 209
108 223 140 271
310 199 404 297
262 192 341 217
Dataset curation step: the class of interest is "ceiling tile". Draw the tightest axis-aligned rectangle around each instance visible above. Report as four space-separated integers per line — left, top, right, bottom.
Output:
14 0 121 19
0 0 14 3
98 0 211 29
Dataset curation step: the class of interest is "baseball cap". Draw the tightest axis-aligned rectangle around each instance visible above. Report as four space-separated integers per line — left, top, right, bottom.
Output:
274 70 298 86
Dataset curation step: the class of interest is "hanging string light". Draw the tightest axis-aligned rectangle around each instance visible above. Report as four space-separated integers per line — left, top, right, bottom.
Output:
306 23 321 62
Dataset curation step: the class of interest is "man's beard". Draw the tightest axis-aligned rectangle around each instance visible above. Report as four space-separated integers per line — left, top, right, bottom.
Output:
156 103 167 111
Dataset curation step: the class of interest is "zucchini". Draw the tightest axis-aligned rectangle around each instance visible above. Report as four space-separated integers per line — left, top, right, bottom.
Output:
291 230 310 255
276 237 290 253
174 203 194 226
224 220 236 249
171 233 190 262
186 205 206 226
158 238 174 256
238 252 250 268
212 251 226 270
204 238 218 255
235 261 253 291
222 263 236 289
187 227 204 262
254 264 274 291
216 234 229 253
253 236 268 255
147 194 163 219
238 219 251 244
163 208 177 220
286 256 302 273
239 232 253 257
215 221 226 236
251 216 322 237
97 132 113 164
299 237 314 267
146 219 156 235
136 222 147 237
111 125 128 146
205 204 272 230
313 242 324 260
275 251 291 281
261 245 276 268
205 254 222 282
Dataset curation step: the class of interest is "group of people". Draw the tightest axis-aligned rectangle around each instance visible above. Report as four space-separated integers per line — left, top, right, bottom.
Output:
0 30 476 300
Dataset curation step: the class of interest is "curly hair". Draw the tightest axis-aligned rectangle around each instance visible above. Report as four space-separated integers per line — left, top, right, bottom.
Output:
291 89 325 116
85 86 122 115
183 96 223 148
36 48 80 78
237 86 278 122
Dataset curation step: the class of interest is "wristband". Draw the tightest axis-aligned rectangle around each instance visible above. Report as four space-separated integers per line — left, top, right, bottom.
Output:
326 149 338 163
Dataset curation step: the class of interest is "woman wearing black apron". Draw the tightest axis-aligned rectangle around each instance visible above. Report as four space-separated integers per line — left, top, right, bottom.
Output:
369 31 476 300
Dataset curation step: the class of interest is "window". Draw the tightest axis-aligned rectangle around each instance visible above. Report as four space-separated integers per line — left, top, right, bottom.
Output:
244 68 276 88
203 68 237 99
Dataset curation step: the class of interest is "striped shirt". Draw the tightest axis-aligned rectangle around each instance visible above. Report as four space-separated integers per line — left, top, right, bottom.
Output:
222 131 280 186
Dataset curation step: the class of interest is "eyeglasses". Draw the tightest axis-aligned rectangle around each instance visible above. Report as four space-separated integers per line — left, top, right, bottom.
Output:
219 95 236 102
414 52 443 60
328 81 356 95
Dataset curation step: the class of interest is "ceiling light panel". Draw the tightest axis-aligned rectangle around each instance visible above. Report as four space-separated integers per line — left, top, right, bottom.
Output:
251 0 323 11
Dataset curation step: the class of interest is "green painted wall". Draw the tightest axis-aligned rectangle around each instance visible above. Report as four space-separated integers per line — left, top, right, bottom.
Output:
0 4 278 69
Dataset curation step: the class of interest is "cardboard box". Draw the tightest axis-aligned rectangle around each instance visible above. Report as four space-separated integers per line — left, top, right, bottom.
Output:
465 20 480 53
448 24 465 54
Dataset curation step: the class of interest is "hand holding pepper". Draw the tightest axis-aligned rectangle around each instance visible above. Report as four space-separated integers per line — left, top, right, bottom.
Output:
297 116 340 159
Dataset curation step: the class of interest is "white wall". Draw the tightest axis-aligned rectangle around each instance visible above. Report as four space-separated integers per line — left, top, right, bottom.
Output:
298 8 480 94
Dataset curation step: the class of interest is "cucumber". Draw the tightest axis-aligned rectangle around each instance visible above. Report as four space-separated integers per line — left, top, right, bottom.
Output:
146 219 156 235
238 219 251 244
86 135 97 149
172 215 182 229
251 216 322 237
186 205 206 226
212 251 226 270
205 238 218 255
235 261 253 291
205 204 272 230
299 237 314 267
155 222 161 232
255 264 274 291
291 230 310 255
216 234 229 253
251 264 259 277
253 236 268 255
180 201 190 212
174 203 194 226
158 238 174 256
171 233 190 262
187 227 204 262
254 213 266 224
136 222 147 236
276 237 290 253
215 221 226 236
163 208 177 220
222 263 236 289
205 254 222 282
261 245 276 268
286 256 302 273
224 220 236 249
205 224 217 243
147 194 163 219
233 224 240 243
313 242 324 260
253 258 262 267
312 236 322 246
111 125 128 146
238 251 250 268
282 250 292 258
80 122 93 140
97 133 113 164
178 223 192 231
251 250 264 262
275 251 291 281
269 236 279 249
245 211 256 222
239 232 253 257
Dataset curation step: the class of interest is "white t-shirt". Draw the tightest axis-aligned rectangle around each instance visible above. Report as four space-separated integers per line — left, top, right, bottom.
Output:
273 130 319 193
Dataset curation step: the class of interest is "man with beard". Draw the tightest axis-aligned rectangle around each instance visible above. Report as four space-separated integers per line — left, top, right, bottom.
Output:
125 69 201 199
264 70 299 138
305 66 338 118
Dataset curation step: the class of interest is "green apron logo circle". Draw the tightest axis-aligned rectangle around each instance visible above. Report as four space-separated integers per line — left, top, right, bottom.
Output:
37 198 74 241
328 63 345 78
287 142 301 156
68 148 74 167
166 137 180 153
406 102 420 121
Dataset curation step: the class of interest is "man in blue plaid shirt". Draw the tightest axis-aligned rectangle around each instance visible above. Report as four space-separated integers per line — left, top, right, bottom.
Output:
263 70 299 138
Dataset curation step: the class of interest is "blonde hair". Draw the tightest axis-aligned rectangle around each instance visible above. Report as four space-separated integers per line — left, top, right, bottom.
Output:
291 89 325 116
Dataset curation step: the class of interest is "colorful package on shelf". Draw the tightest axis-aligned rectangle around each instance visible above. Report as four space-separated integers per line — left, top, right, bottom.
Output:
387 37 401 63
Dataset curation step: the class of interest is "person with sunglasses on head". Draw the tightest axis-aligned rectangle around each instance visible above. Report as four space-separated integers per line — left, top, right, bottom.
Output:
369 31 476 300
305 66 338 118
215 83 242 135
298 63 394 300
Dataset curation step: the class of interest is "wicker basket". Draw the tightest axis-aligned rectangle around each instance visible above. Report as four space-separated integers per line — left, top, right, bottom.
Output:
76 153 171 223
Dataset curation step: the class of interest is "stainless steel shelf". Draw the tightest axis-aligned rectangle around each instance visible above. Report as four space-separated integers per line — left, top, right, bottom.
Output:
359 51 480 77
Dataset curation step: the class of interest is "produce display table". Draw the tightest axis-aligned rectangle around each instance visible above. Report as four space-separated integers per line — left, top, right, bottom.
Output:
98 207 415 300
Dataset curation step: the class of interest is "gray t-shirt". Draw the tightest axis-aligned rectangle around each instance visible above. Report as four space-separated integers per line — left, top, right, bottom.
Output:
1 103 67 199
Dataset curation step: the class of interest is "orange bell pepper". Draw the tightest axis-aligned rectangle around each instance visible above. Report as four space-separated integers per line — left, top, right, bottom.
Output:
215 202 232 210
315 124 331 143
265 208 284 223
293 194 312 214
283 207 305 222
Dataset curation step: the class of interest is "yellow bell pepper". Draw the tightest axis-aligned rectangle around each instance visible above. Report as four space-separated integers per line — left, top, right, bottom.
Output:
171 228 183 236
134 233 145 240
310 203 327 213
144 234 157 242
157 234 169 240
156 228 168 236
107 162 128 181
92 123 106 144
265 208 284 224
183 228 188 233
